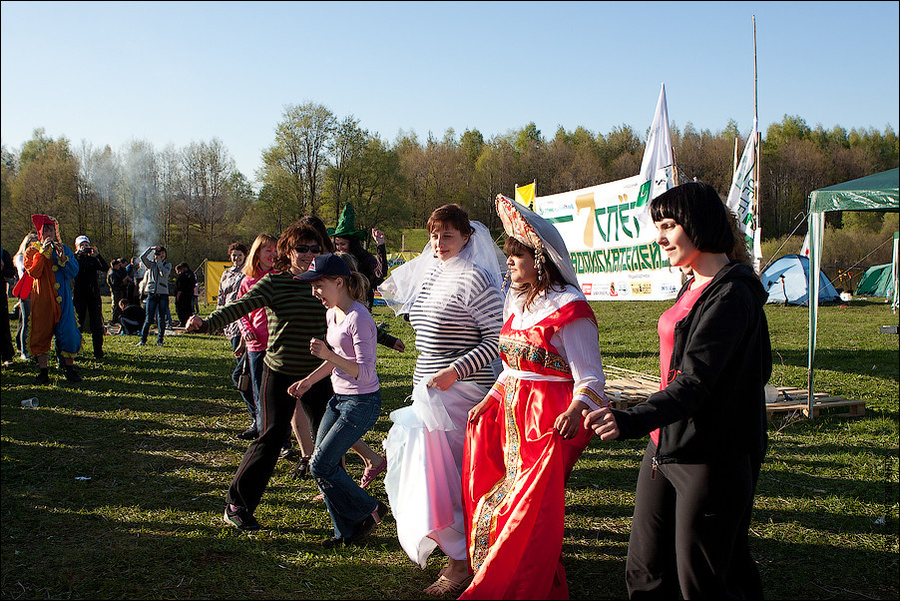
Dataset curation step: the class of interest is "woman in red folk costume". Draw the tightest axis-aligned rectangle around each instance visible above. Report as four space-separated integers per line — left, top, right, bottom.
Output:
460 195 609 600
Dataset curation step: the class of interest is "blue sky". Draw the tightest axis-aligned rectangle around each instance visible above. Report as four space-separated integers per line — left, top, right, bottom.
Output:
2 1 898 180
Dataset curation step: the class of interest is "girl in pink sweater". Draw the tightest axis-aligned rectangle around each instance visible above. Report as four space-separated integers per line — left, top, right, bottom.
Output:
289 254 388 547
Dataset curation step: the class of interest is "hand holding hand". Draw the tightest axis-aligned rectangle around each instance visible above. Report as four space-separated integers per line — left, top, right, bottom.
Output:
288 378 311 399
554 408 582 439
185 315 203 332
372 228 385 246
582 406 620 441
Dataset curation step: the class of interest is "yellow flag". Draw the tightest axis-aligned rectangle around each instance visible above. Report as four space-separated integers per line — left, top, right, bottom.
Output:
205 261 230 305
515 181 536 210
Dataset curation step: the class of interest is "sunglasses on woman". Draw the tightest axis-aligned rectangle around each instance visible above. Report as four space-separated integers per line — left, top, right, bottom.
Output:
294 244 322 254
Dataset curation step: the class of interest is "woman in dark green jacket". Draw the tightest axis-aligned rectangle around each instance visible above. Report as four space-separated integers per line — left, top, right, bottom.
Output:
187 219 330 532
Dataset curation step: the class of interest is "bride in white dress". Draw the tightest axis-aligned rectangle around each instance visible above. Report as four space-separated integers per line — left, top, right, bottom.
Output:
379 204 504 596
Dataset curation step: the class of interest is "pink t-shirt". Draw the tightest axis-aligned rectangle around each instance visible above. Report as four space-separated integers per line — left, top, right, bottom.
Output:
326 301 380 395
650 279 712 446
237 270 274 352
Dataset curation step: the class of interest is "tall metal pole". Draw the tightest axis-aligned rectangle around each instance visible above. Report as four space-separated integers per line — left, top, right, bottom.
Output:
753 15 762 275
753 15 758 125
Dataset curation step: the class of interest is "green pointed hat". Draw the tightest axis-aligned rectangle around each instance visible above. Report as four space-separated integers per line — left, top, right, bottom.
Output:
327 204 366 240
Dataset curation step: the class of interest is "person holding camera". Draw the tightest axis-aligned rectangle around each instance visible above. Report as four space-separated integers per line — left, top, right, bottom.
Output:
138 244 172 347
107 258 129 325
73 236 109 360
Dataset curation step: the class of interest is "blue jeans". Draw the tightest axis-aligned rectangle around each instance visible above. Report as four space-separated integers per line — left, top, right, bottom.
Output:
230 335 256 424
246 350 266 432
141 294 169 344
310 391 382 539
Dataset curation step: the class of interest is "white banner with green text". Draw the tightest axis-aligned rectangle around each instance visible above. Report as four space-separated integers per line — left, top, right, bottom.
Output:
534 168 682 301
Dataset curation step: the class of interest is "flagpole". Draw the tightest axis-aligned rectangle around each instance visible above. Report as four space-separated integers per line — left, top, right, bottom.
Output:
671 146 680 185
752 14 762 275
753 15 758 125
733 137 739 176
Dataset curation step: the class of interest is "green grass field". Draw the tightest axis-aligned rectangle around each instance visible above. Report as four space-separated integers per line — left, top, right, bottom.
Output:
2 297 897 600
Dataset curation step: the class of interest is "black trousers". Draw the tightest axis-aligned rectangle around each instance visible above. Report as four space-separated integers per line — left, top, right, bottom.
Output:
225 365 331 514
110 291 125 324
1 295 14 362
626 443 763 600
175 297 193 326
74 294 105 356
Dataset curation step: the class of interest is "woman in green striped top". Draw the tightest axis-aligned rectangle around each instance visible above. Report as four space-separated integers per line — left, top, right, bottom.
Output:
187 219 331 532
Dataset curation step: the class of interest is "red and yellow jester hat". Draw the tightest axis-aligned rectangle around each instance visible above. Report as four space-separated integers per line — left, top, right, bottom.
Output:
31 214 62 244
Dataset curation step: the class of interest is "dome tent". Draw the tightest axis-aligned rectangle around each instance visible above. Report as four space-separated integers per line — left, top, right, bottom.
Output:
760 254 839 306
855 262 895 299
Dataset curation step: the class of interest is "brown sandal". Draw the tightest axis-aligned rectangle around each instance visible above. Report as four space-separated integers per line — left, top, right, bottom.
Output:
423 574 473 596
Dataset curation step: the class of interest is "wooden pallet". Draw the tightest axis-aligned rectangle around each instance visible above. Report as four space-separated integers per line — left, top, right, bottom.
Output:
766 386 866 419
602 368 866 420
603 366 660 410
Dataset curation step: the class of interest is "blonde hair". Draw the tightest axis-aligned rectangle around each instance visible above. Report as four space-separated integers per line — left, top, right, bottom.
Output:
243 233 278 278
333 251 369 302
17 233 38 257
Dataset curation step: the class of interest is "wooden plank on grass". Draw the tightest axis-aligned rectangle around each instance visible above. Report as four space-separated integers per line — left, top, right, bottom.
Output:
604 367 867 420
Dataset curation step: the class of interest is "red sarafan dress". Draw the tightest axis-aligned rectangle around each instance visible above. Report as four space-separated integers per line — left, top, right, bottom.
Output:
461 291 606 600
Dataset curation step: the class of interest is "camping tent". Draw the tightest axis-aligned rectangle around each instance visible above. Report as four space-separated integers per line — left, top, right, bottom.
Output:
760 254 839 305
855 261 896 298
807 168 899 413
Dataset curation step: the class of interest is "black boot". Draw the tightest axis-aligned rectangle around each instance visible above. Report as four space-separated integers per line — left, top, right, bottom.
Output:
64 365 83 382
35 368 50 384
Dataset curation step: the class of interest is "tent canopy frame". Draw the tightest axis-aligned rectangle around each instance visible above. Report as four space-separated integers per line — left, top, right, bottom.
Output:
807 168 900 415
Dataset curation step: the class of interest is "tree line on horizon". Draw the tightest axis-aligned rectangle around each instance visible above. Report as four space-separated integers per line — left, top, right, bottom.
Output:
1 101 898 274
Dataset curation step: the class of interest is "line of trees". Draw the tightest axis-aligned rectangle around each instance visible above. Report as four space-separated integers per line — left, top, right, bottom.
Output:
2 102 898 273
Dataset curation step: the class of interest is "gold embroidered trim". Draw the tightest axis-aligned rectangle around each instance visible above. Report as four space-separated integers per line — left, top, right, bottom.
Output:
470 377 521 572
499 338 570 374
576 386 609 409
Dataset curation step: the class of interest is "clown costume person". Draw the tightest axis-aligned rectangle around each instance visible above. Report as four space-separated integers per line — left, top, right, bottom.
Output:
15 214 82 383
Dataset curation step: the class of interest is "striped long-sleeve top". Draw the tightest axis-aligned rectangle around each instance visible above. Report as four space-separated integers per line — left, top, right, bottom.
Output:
408 255 504 388
204 271 325 377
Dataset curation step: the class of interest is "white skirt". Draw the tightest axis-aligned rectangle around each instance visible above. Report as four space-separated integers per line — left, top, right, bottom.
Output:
383 379 487 568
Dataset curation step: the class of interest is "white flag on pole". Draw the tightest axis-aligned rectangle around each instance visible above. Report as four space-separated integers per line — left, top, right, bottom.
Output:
636 84 675 227
725 118 761 267
640 83 674 184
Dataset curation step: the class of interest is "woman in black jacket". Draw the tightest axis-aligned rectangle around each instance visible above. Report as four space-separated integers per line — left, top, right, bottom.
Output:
584 181 771 599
